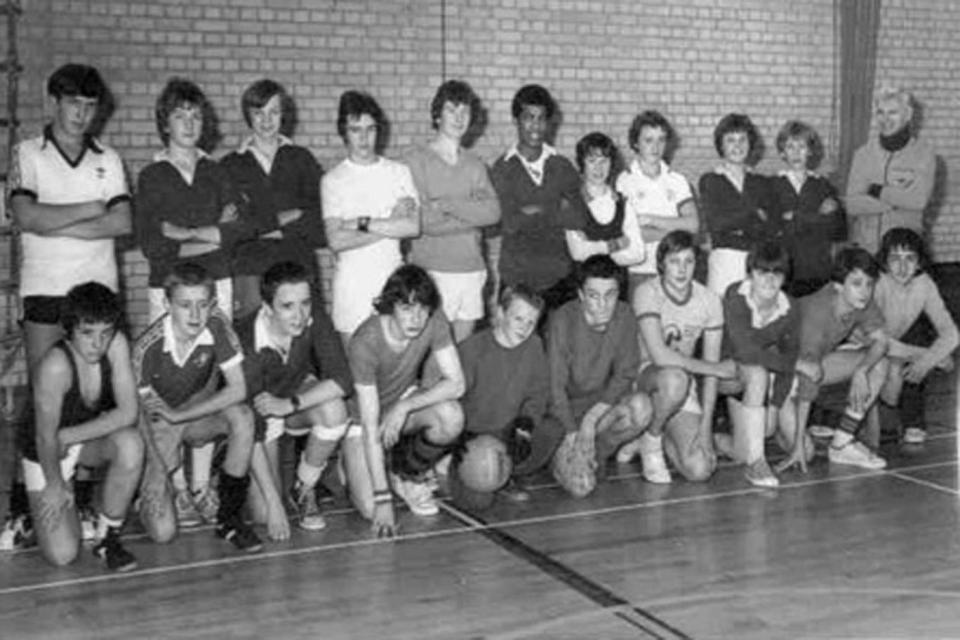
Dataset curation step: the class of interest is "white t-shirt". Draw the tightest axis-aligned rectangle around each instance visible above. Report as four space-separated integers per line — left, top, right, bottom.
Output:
321 156 419 333
615 160 693 275
634 277 724 366
8 131 128 296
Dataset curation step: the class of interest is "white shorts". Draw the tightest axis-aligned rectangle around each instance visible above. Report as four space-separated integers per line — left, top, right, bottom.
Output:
148 277 233 324
707 248 747 297
429 269 487 322
332 268 393 335
22 444 83 492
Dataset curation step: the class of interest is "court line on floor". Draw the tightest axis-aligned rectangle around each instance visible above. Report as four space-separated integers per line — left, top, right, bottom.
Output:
887 470 960 496
439 501 691 640
1 458 956 598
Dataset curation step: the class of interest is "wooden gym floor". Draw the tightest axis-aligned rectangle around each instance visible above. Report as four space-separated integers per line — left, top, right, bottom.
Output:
0 362 956 639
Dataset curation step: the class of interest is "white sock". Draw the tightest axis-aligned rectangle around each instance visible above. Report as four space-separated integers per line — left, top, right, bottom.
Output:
297 460 325 488
97 513 124 540
191 443 215 493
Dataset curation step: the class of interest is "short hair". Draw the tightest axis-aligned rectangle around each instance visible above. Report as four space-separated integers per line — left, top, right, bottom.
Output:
430 79 479 130
240 78 293 131
511 84 555 121
747 241 791 276
775 120 825 170
831 247 880 283
574 131 622 185
498 283 545 314
578 254 622 290
373 265 441 315
713 112 760 161
336 90 388 151
627 110 677 155
154 77 219 151
61 282 123 338
260 261 312 306
162 262 215 301
48 64 107 102
875 85 914 121
877 227 930 274
656 230 698 275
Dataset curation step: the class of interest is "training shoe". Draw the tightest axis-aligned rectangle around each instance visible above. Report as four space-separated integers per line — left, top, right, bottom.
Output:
0 514 35 552
192 487 220 524
744 458 780 488
903 427 927 445
216 519 264 553
77 504 98 542
174 490 204 529
92 528 138 572
390 472 439 517
637 433 672 484
828 440 887 470
615 437 642 464
290 482 326 531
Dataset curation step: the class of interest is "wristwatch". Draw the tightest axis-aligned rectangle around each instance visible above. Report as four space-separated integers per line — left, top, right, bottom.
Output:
289 394 301 414
356 216 371 232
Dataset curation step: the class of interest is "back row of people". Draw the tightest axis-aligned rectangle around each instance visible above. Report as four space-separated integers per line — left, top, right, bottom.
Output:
0 63 945 562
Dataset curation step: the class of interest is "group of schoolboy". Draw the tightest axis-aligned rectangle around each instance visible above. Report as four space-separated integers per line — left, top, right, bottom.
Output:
3 64 955 574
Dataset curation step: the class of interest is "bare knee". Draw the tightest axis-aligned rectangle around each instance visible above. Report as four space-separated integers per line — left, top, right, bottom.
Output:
109 427 145 474
227 404 255 442
427 401 464 444
740 364 769 405
657 368 690 409
317 397 349 426
627 393 653 431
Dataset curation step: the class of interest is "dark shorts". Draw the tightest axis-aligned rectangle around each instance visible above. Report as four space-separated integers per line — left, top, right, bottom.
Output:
22 295 65 325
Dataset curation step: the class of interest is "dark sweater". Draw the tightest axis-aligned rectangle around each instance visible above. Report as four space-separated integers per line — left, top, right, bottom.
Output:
490 152 588 291
220 145 325 276
721 281 800 406
699 171 780 250
771 174 846 286
234 303 353 401
547 300 639 433
458 328 549 436
135 157 249 286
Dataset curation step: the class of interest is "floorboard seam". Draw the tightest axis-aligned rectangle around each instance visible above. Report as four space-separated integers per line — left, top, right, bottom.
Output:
438 501 691 640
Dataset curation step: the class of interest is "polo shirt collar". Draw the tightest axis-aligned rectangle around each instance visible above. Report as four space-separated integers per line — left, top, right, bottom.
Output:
162 314 215 368
238 134 293 154
505 143 556 186
41 124 102 168
714 163 750 192
253 306 291 362
737 279 790 328
153 147 210 163
629 158 670 179
253 306 312 363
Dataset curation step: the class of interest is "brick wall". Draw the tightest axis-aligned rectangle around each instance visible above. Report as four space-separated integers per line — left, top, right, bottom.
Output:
0 0 957 353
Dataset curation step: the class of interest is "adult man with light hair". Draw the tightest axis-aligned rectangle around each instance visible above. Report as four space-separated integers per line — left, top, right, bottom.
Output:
845 86 935 253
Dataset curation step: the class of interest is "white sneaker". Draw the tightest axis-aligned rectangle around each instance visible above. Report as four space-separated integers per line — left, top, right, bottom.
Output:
192 487 219 524
744 458 779 488
828 440 887 470
389 473 439 516
903 427 926 445
174 490 204 529
0 514 35 551
615 438 642 464
77 505 98 542
637 433 672 484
